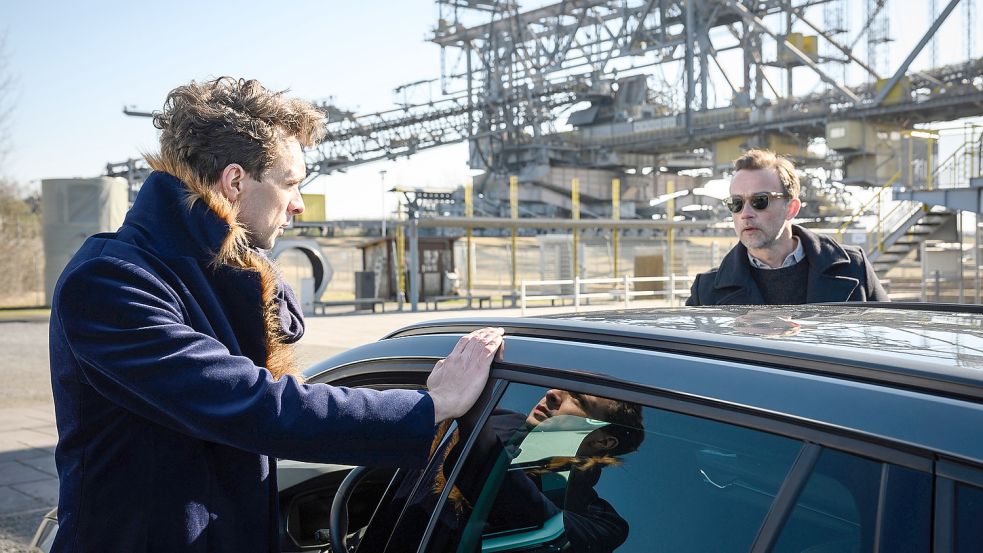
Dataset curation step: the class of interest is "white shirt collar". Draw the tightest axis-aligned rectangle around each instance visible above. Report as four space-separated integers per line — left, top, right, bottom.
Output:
747 237 805 270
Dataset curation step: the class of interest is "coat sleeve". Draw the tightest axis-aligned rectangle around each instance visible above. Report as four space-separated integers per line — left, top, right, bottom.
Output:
489 467 629 553
54 256 436 467
256 250 305 343
275 275 305 344
860 249 890 302
685 274 702 306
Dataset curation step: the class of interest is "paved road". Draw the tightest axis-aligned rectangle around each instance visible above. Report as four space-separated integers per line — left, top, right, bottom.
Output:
0 300 658 550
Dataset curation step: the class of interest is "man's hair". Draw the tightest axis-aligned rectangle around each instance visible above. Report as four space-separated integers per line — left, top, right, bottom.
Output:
733 149 800 199
152 77 325 184
600 400 645 456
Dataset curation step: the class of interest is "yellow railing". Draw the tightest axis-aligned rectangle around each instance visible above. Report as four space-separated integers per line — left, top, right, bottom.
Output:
836 170 902 255
837 125 983 256
930 127 983 190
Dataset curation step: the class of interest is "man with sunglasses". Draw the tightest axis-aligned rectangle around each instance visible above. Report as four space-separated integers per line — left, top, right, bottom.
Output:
686 149 888 306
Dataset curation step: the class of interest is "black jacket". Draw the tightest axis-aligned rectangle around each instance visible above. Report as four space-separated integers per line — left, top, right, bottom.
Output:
686 225 889 306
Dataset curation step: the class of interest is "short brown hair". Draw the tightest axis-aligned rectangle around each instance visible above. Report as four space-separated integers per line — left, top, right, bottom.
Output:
601 399 645 456
733 149 800 199
153 77 325 184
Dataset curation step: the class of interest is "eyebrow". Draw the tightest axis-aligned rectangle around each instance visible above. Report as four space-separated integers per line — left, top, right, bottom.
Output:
569 391 592 408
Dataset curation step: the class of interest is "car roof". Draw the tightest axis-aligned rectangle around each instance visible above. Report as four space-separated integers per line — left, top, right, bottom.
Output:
387 304 983 402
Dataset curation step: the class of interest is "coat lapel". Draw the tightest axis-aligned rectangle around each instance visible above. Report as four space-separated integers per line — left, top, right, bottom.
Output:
211 265 268 366
795 227 860 302
137 158 300 380
713 245 765 304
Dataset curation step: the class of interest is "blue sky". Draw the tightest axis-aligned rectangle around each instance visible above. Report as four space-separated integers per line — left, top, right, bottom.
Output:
1 0 468 218
1 1 979 218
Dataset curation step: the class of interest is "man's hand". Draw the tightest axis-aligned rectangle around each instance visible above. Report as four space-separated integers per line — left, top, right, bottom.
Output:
428 327 505 424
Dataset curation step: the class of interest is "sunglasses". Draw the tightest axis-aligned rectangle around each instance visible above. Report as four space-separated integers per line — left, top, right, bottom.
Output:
723 192 790 213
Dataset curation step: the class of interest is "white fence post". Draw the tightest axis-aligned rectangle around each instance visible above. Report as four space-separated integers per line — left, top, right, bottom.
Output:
669 273 676 307
574 276 581 311
623 274 630 309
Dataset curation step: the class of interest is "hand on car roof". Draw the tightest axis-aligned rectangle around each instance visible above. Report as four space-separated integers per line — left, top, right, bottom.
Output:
428 327 505 423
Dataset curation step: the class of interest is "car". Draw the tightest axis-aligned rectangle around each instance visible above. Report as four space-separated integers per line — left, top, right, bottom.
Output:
32 303 983 553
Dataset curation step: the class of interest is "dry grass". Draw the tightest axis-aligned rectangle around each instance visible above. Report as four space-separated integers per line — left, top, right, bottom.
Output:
0 187 43 308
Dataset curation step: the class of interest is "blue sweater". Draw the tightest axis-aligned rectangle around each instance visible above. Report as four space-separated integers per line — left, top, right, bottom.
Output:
49 172 436 552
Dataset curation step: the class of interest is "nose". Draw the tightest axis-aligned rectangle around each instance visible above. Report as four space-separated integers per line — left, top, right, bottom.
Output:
288 188 305 216
544 389 563 410
738 199 756 217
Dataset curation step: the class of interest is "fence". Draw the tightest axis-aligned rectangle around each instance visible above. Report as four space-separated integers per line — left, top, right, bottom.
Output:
519 274 697 315
272 234 730 309
454 235 731 297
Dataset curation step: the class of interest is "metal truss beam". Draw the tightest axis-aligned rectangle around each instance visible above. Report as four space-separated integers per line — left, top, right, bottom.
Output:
726 0 861 103
792 6 880 80
405 216 710 230
872 0 961 107
432 0 610 45
305 0 981 178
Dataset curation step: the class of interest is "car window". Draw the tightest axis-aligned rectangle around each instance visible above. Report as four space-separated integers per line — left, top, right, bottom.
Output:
421 382 804 553
361 378 504 553
955 482 983 552
771 448 931 553
280 365 434 551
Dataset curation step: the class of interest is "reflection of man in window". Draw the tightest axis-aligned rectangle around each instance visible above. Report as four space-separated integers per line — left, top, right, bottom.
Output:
733 311 802 338
435 389 645 553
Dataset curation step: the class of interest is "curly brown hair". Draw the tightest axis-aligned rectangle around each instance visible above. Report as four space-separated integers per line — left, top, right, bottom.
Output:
152 77 325 184
733 149 800 199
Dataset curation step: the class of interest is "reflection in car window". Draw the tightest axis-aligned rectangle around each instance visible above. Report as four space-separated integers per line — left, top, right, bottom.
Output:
420 383 804 552
956 482 983 552
772 449 931 553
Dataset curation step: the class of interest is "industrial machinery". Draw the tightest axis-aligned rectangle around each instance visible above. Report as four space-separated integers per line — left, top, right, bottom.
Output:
308 0 980 222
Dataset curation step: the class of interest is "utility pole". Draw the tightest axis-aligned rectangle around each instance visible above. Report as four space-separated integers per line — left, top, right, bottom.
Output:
379 170 387 237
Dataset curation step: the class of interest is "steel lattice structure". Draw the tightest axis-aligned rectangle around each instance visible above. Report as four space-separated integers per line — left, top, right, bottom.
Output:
316 0 971 165
120 0 982 220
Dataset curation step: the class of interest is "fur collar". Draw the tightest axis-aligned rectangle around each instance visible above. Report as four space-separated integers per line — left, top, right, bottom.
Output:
145 154 299 381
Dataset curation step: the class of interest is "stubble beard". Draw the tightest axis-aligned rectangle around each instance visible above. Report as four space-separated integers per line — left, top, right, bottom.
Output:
738 225 780 252
245 229 276 251
740 233 772 251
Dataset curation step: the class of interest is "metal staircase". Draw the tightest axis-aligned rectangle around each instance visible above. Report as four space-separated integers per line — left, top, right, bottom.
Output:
838 127 983 279
869 206 955 277
836 190 954 279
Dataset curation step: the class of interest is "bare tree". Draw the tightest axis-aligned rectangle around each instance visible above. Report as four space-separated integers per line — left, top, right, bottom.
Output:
0 32 42 307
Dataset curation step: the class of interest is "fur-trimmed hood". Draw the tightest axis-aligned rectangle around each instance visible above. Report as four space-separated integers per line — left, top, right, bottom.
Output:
141 154 300 380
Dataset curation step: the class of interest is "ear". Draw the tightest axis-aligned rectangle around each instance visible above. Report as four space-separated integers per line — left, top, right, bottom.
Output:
590 434 619 453
785 197 802 220
217 164 247 203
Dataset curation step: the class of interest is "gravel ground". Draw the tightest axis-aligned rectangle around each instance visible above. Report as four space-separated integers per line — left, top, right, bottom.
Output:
0 322 52 409
0 510 47 552
0 318 52 552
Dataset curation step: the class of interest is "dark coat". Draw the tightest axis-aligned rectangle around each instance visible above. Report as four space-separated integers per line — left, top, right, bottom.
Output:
49 170 436 553
686 225 889 306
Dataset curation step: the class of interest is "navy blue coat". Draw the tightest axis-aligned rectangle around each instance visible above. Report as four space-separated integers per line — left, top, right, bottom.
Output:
49 171 436 552
686 225 890 306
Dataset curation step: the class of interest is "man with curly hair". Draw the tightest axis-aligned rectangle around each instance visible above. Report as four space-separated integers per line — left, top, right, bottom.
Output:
48 77 503 552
